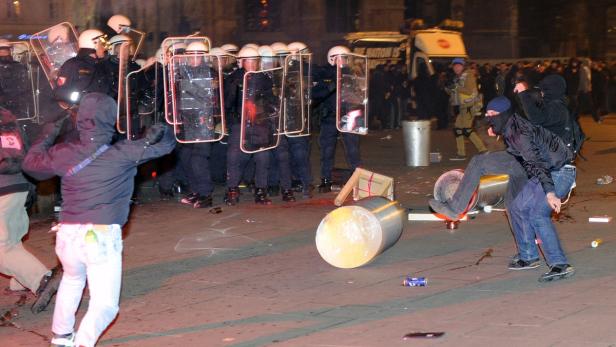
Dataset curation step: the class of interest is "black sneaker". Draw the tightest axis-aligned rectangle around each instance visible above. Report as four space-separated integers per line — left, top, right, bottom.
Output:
317 178 332 193
193 195 213 208
31 266 63 314
224 187 240 206
428 199 460 221
282 189 296 202
508 258 541 270
539 264 575 282
254 188 272 205
159 186 174 200
180 192 199 205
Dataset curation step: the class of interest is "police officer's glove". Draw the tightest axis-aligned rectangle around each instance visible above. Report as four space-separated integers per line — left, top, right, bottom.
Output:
144 123 166 146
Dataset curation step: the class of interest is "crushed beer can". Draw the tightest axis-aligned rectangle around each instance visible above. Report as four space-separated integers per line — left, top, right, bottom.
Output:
403 276 427 287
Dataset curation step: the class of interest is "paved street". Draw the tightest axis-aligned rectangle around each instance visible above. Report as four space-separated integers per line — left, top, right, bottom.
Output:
2 116 616 347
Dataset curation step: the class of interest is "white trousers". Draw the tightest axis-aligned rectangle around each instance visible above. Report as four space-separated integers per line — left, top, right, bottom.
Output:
52 223 123 347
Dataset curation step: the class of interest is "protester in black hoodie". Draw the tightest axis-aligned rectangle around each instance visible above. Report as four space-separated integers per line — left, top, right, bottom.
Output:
23 93 175 347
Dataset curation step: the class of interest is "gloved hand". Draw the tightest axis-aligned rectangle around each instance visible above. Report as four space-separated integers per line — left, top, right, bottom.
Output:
40 114 69 147
244 100 257 122
144 123 166 145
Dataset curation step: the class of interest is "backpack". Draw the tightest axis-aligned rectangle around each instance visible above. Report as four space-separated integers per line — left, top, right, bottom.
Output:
565 107 586 160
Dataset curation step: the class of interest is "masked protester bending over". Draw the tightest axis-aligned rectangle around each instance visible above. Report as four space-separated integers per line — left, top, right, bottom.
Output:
488 97 575 282
430 74 577 221
22 93 175 347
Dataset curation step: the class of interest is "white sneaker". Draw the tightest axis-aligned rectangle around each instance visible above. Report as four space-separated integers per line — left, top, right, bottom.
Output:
51 332 74 347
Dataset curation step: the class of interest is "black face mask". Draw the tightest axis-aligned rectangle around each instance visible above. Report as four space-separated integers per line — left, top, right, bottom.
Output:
486 108 513 135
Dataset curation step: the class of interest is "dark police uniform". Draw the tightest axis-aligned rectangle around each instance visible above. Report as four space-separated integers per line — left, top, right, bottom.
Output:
312 64 361 192
53 49 113 106
0 55 34 119
223 67 274 205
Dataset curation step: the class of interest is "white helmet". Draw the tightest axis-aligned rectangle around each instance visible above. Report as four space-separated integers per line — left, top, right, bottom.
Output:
220 43 239 54
242 43 259 51
108 34 132 46
78 29 106 50
48 25 70 44
209 47 225 56
270 42 289 56
185 41 208 54
107 14 131 34
0 39 11 49
287 41 307 53
327 45 350 66
168 42 187 54
237 46 260 59
257 45 275 57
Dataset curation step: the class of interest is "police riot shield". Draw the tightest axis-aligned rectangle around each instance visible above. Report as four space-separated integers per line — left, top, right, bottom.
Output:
116 42 131 134
161 37 211 126
125 61 160 140
283 53 312 137
240 67 283 153
169 54 225 143
336 53 369 135
0 42 39 122
30 22 79 89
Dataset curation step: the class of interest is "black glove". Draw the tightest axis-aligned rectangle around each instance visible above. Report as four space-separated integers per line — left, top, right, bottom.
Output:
40 114 69 147
144 124 166 145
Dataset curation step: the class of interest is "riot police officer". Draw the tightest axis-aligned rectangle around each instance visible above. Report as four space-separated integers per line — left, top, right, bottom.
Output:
174 41 218 208
223 46 273 205
260 45 295 202
312 46 361 192
0 39 34 118
53 29 113 106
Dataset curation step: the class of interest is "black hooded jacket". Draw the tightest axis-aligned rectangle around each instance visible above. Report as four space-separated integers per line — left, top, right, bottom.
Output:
516 74 570 143
489 109 573 194
23 93 175 226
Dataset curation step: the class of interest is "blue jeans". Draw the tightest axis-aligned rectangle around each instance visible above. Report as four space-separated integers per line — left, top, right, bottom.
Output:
509 166 576 266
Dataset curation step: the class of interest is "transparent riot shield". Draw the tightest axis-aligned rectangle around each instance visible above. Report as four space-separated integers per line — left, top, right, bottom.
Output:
240 67 283 153
116 42 131 134
161 37 211 126
0 42 39 122
30 22 79 89
125 61 160 140
169 54 225 143
283 53 312 137
336 53 369 135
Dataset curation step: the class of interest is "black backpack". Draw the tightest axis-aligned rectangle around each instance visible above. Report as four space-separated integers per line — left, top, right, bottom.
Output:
565 106 586 160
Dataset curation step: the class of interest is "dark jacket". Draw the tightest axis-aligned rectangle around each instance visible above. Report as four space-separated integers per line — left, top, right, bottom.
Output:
311 64 337 116
23 93 175 226
54 49 114 105
517 74 570 143
223 67 276 125
501 111 573 194
0 109 30 196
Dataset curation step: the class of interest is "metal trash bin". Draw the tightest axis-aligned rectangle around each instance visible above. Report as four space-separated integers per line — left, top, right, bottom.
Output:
315 197 405 269
433 169 509 212
402 120 430 167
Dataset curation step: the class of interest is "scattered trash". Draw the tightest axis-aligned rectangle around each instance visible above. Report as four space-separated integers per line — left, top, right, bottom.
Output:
402 277 427 287
403 332 445 339
429 152 442 163
589 216 612 223
209 207 222 214
591 239 603 248
380 134 392 140
596 175 613 185
448 248 493 270
474 248 493 265
483 205 492 213
446 220 459 230
222 337 235 342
